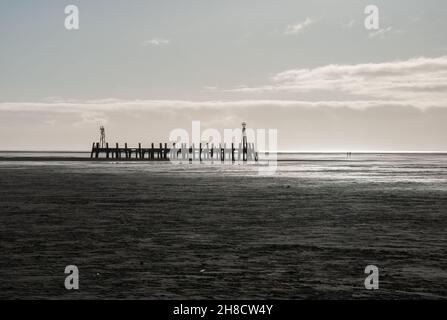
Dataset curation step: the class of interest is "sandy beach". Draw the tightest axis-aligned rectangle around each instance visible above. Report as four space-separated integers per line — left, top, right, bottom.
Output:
0 153 446 299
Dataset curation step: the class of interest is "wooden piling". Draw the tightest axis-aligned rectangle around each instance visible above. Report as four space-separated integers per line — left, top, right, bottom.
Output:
90 142 95 158
220 144 224 162
243 142 247 162
199 143 202 161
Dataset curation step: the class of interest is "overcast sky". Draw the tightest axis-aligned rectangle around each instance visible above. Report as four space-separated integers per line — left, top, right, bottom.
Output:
1 0 447 151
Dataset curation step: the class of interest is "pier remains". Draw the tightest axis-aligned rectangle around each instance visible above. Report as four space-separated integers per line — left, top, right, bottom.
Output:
90 123 258 162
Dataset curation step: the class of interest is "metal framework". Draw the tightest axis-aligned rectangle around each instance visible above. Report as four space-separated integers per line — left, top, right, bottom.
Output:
99 126 106 148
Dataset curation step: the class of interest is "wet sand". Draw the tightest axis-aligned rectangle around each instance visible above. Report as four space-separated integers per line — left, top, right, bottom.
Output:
0 155 446 299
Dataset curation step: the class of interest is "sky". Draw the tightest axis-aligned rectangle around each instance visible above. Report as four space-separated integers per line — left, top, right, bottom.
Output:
1 0 447 151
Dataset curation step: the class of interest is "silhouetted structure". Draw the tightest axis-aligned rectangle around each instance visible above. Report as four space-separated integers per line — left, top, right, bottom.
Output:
99 126 106 148
90 123 258 162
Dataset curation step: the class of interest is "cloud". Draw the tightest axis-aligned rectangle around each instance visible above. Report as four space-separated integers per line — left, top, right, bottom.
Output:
0 98 443 116
203 86 218 91
228 56 447 108
1 99 447 151
1 58 447 150
285 18 316 35
141 38 170 46
2 57 446 119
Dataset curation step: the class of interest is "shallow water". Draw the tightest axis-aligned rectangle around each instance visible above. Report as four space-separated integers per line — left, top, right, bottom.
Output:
0 153 446 299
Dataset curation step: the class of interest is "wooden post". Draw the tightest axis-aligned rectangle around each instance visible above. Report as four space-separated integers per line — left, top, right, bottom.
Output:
138 143 142 159
199 143 202 162
124 143 128 158
90 142 95 158
176 143 180 159
231 143 235 162
151 143 154 159
243 142 247 162
164 143 168 159
95 142 99 158
147 143 152 160
106 143 110 159
159 143 163 159
220 143 224 162
116 143 119 158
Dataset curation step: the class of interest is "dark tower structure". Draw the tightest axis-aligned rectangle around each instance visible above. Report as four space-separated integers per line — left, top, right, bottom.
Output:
99 125 106 148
